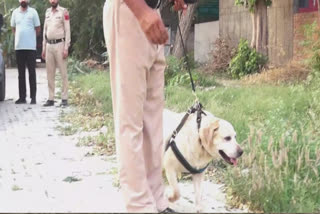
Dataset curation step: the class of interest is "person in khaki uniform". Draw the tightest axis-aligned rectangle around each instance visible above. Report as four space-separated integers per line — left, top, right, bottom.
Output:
103 0 186 212
42 0 70 107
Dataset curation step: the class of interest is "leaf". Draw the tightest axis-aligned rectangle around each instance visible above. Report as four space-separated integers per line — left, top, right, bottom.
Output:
63 176 82 183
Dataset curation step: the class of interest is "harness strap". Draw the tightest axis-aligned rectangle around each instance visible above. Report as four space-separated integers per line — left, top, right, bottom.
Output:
169 139 209 174
165 104 198 152
165 102 210 174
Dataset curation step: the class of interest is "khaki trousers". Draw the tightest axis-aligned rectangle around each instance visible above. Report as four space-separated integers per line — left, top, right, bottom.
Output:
103 1 168 212
45 42 68 100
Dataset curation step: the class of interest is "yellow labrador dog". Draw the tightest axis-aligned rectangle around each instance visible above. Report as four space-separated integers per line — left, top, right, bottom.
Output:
163 109 243 212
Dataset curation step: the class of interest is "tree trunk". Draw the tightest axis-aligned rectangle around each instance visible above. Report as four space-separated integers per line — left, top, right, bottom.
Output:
251 12 257 48
318 0 320 22
251 0 268 56
172 4 198 58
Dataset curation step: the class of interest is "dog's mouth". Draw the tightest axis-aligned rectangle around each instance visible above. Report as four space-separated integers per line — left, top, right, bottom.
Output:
219 150 238 166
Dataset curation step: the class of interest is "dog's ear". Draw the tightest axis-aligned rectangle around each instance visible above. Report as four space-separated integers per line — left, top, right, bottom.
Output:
200 120 219 148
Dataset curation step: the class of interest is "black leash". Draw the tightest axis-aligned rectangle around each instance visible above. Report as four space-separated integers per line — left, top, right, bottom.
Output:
176 11 196 93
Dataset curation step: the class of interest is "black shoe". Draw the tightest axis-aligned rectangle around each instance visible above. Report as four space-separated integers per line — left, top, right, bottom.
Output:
30 98 36 104
15 98 27 104
43 100 54 107
60 99 68 107
160 207 177 213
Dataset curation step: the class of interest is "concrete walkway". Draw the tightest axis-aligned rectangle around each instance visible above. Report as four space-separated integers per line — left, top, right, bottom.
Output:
0 66 247 213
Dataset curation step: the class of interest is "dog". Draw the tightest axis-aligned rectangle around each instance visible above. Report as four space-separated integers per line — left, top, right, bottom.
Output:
162 109 243 212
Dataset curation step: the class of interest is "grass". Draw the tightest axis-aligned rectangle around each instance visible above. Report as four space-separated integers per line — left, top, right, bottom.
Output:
65 58 320 213
59 65 115 156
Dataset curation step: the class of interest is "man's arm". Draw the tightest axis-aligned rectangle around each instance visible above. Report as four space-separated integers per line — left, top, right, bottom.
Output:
42 13 47 60
10 11 16 35
35 26 41 36
63 9 71 52
33 10 41 36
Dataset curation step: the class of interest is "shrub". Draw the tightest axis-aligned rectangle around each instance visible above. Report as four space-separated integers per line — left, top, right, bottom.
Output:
204 37 236 74
229 39 267 79
165 55 217 88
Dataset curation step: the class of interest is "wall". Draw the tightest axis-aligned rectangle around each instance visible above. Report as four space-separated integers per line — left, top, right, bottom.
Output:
219 0 294 65
194 21 220 63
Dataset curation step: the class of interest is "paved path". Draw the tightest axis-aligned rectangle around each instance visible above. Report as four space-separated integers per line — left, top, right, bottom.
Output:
0 66 247 213
0 67 125 212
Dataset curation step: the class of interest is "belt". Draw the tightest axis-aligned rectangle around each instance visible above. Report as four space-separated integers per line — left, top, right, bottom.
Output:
46 38 65 44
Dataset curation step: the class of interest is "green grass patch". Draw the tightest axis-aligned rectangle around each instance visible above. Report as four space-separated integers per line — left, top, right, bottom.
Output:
60 64 115 156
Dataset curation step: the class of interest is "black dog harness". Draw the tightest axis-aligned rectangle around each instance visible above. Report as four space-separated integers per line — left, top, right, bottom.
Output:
165 102 209 174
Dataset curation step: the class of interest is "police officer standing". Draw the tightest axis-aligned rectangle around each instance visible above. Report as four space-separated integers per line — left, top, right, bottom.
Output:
42 0 70 107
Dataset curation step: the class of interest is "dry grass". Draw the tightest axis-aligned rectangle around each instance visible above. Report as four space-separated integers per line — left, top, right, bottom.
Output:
242 61 311 85
202 37 236 74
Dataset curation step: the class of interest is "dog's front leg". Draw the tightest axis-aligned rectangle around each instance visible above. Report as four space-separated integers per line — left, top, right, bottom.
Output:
192 172 205 213
165 169 180 202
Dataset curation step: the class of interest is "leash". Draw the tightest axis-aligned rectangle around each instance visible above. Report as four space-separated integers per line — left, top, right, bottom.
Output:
176 11 197 95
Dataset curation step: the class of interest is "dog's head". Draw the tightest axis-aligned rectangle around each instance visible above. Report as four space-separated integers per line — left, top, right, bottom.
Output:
199 118 243 166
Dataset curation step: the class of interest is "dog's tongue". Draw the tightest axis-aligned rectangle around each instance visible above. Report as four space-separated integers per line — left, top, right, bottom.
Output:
230 158 237 166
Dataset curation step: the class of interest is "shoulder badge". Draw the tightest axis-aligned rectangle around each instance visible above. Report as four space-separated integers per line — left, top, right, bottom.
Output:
64 10 70 21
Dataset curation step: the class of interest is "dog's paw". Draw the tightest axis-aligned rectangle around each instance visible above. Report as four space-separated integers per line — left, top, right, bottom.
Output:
165 188 180 202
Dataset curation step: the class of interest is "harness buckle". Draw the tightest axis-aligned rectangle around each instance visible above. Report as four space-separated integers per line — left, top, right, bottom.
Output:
172 130 177 138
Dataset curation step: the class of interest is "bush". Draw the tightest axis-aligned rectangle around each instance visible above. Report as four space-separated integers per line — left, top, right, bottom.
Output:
229 39 267 79
204 37 236 74
165 55 217 88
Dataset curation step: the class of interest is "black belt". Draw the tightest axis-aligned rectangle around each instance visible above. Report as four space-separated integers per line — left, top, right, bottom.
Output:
46 38 65 44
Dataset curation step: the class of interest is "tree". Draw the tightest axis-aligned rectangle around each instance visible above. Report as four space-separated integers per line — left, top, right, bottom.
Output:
160 1 198 58
172 4 198 58
318 0 320 17
235 0 272 56
61 0 105 60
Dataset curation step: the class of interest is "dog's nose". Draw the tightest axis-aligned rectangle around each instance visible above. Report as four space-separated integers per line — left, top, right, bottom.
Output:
238 148 243 157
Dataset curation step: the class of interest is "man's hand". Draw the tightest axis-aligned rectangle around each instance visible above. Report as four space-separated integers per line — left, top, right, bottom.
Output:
138 9 168 45
41 51 46 60
124 0 168 45
63 49 68 59
171 0 187 11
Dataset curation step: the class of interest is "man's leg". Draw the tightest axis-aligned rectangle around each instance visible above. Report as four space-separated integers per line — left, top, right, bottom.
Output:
26 50 37 100
104 2 158 212
45 44 56 101
143 46 168 212
56 42 68 101
16 50 26 100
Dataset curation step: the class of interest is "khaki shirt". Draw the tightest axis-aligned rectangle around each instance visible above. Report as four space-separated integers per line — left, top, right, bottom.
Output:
43 5 71 51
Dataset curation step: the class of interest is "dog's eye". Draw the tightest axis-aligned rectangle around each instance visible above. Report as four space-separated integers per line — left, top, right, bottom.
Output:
224 136 231 141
